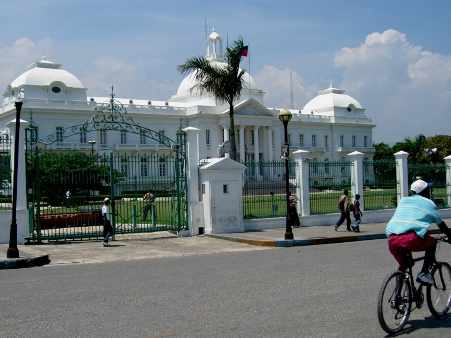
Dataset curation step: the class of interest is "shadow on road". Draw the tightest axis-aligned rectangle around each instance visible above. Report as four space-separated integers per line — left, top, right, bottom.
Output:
384 315 451 337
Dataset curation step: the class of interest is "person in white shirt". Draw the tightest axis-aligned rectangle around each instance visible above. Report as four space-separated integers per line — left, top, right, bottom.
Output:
101 198 113 247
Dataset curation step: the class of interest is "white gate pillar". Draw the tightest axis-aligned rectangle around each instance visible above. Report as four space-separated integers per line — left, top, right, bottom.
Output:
444 155 451 208
182 127 202 235
7 118 29 244
293 150 310 216
394 151 409 204
347 151 365 211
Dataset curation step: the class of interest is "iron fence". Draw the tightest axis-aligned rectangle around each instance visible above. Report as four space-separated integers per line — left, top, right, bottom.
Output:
309 160 352 215
409 162 447 208
0 135 11 209
363 160 397 210
242 160 296 219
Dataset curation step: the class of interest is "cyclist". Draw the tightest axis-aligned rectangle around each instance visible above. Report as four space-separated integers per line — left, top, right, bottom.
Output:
386 179 451 285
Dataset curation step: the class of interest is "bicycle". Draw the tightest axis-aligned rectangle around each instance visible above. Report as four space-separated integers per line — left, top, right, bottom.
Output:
377 236 450 334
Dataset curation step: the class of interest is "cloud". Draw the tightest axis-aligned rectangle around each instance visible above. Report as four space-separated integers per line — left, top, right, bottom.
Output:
80 57 178 99
0 37 54 92
335 29 451 143
254 65 315 109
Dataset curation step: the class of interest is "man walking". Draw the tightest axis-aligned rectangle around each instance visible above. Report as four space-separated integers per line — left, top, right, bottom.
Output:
101 197 113 247
335 189 352 231
142 192 156 223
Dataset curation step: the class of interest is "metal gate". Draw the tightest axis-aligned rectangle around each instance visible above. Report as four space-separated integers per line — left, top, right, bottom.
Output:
25 95 187 243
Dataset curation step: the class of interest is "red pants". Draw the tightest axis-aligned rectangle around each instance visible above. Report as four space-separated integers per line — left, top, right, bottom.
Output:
388 232 436 271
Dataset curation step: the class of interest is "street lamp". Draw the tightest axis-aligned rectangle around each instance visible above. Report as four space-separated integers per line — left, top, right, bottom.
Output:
7 99 23 258
88 139 96 157
279 108 294 240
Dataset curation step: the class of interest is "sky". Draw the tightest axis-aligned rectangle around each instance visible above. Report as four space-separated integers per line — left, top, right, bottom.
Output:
1 0 451 143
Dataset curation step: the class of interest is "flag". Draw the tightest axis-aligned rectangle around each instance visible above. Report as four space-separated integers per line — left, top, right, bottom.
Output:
240 45 248 57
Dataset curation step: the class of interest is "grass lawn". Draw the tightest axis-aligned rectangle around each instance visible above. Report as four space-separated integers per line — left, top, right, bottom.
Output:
243 187 448 219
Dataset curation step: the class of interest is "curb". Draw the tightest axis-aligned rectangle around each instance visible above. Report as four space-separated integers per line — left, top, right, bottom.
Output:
209 229 442 248
208 233 387 247
0 255 51 270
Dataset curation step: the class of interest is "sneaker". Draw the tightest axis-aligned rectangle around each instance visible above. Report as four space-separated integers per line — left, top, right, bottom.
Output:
416 272 433 285
103 242 109 247
334 225 338 231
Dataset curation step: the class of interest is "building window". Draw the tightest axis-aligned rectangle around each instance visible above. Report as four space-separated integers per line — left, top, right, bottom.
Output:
364 136 368 147
312 134 317 147
299 134 304 147
206 129 211 145
120 130 127 145
140 157 148 177
158 130 165 145
56 127 63 144
120 158 128 176
140 129 146 145
79 129 87 144
324 135 328 149
288 134 291 145
99 130 107 145
251 130 255 145
352 135 356 147
159 157 167 177
325 159 330 174
223 184 228 194
340 135 344 147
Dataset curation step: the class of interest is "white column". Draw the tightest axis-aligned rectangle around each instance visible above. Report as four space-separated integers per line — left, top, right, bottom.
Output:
182 127 201 235
267 127 273 161
273 127 282 161
444 155 451 208
347 151 365 211
394 151 409 204
7 118 30 243
253 126 260 176
223 127 229 142
239 126 245 163
293 150 310 216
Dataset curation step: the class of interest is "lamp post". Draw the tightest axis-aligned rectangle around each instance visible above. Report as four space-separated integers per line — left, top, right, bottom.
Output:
279 109 294 240
88 140 96 157
7 100 23 258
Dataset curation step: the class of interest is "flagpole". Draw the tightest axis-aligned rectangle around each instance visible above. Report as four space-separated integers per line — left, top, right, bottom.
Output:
248 45 251 90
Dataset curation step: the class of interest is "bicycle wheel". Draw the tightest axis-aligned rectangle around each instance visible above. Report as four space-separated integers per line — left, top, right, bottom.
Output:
427 262 451 319
377 271 412 334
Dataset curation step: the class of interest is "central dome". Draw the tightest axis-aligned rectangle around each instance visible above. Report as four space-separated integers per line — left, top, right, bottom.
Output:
303 86 364 115
175 60 257 98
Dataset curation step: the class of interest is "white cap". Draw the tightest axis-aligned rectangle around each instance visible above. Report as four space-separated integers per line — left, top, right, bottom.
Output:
103 197 110 202
410 179 430 194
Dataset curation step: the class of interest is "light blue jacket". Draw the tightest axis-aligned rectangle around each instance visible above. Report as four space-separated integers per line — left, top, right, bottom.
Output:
386 195 442 238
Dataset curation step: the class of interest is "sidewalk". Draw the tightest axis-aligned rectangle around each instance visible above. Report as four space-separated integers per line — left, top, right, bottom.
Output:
0 232 270 267
208 219 451 247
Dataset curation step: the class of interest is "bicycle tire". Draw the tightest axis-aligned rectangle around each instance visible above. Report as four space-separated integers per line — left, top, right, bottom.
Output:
427 262 451 319
377 271 412 334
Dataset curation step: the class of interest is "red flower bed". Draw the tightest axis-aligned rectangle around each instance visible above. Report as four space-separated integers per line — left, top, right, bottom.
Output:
39 211 103 230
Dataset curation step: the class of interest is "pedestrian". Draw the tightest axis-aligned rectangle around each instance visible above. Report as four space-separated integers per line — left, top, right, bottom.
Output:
335 189 352 231
288 192 301 228
351 194 363 232
142 192 155 223
101 197 113 247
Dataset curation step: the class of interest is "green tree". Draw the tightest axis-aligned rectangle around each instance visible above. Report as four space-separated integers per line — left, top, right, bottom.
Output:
28 151 114 205
373 142 393 160
178 38 248 161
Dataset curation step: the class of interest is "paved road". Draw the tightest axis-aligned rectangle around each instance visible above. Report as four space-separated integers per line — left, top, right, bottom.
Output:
1 239 450 338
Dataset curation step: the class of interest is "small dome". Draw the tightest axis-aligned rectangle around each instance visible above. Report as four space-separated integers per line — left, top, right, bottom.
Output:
209 31 221 40
303 86 363 114
10 58 85 89
175 60 257 98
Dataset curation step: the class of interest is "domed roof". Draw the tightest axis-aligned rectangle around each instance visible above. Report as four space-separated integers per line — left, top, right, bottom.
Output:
10 58 85 89
303 86 363 114
175 60 257 98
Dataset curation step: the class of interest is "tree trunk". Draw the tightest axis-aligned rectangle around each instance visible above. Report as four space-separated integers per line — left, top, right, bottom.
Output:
228 101 238 161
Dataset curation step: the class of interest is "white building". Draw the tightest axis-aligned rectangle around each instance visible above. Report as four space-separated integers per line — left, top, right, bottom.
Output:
0 31 375 164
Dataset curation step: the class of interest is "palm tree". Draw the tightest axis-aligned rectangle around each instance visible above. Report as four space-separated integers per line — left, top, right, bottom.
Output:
178 38 247 161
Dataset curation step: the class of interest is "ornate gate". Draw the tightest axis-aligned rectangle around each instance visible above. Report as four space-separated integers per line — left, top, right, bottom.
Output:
25 95 187 243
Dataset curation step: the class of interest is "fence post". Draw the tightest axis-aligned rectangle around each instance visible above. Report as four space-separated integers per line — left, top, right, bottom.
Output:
347 151 365 211
394 151 409 204
182 127 201 235
293 150 310 216
444 155 451 208
6 118 29 244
